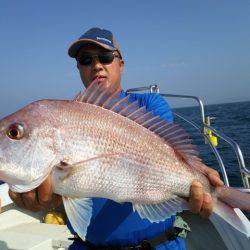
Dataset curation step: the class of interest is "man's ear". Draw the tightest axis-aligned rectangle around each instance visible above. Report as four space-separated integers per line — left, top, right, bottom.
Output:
120 60 125 74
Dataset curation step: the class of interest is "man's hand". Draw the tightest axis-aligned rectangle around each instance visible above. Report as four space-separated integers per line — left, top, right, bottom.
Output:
9 175 62 212
189 166 224 219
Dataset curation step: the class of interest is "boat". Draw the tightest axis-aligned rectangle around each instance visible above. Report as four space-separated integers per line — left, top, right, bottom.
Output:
0 85 249 250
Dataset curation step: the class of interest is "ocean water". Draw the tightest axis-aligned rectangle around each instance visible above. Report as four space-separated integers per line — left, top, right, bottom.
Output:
173 101 250 188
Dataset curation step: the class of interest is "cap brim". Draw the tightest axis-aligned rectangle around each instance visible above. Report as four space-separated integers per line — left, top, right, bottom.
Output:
68 39 115 58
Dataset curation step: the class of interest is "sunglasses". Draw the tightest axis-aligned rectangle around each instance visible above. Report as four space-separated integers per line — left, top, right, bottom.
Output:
77 51 120 66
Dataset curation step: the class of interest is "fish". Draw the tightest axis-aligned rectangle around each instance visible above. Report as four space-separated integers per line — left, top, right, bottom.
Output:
0 80 250 241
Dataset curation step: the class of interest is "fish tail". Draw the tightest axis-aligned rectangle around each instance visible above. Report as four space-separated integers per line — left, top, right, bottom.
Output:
212 186 250 237
216 186 250 211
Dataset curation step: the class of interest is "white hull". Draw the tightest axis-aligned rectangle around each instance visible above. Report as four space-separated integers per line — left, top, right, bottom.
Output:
0 184 73 250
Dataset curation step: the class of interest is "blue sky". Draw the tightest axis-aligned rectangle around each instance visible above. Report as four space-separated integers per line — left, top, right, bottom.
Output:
0 0 250 117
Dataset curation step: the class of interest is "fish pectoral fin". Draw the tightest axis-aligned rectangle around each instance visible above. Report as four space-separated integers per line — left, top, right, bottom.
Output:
57 153 126 171
133 196 188 223
54 161 75 180
73 153 126 166
54 159 78 171
63 197 93 241
54 154 127 180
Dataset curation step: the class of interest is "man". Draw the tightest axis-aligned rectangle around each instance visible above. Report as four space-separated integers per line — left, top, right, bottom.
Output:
9 27 224 249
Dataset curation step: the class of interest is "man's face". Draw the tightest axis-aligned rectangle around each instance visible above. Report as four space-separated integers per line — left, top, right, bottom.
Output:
76 44 124 89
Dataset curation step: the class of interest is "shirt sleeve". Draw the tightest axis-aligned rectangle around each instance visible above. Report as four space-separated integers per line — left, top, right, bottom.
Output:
143 93 173 123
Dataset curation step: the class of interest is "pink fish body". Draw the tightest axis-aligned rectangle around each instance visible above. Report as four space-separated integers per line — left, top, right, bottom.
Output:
0 80 249 240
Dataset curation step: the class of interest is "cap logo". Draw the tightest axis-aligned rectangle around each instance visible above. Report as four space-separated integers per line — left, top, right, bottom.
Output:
97 37 112 44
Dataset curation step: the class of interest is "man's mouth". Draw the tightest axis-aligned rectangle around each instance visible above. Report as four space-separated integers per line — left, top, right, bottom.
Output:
93 75 107 84
93 75 106 81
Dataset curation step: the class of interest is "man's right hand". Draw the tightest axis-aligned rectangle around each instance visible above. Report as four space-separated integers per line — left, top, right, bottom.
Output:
9 175 62 212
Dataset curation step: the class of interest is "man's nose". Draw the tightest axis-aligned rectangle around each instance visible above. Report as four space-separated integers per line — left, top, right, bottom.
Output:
92 57 103 71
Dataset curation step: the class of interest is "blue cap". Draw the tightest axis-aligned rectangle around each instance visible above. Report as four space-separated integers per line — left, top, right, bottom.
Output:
68 27 122 58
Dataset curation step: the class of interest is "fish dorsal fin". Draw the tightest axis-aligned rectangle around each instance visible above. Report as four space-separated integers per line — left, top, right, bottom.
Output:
74 80 123 108
75 79 205 173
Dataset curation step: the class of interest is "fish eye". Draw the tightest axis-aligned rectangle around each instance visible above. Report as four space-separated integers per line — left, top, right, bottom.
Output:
6 123 25 140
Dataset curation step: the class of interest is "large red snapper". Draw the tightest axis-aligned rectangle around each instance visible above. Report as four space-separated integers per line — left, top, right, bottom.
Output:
0 80 249 241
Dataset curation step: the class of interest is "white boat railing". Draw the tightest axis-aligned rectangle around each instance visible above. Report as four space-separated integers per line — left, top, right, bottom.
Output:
126 85 250 190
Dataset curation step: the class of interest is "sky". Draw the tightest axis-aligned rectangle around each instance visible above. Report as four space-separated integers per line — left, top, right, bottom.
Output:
0 0 250 118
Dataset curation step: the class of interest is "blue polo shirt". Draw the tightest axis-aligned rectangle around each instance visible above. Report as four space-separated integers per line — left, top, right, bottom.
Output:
69 91 185 250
